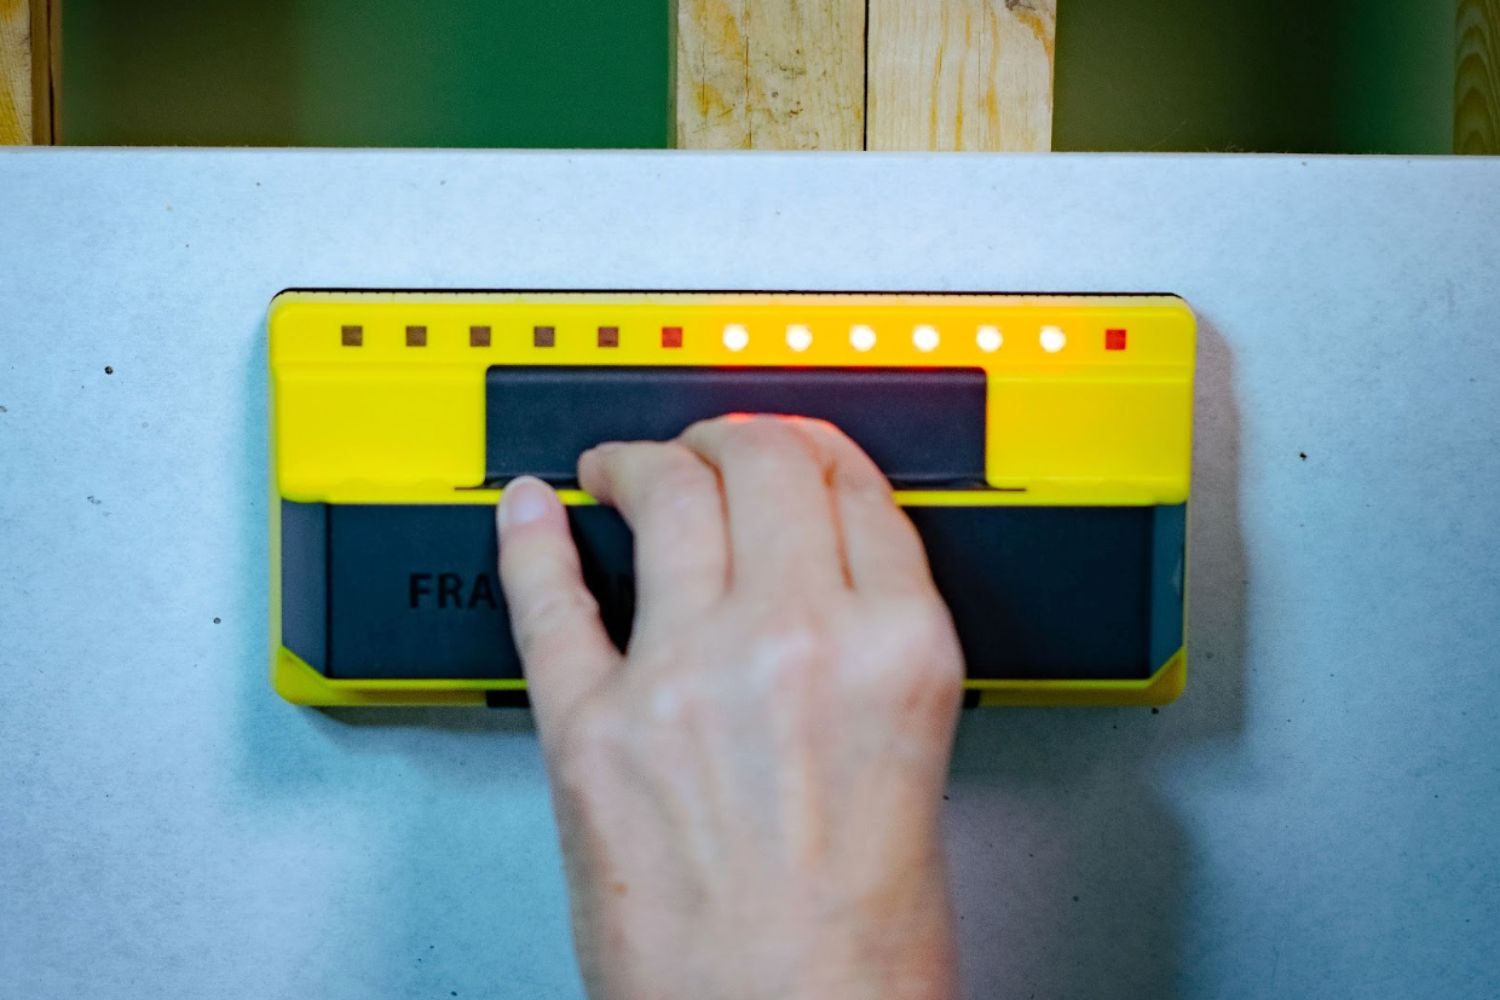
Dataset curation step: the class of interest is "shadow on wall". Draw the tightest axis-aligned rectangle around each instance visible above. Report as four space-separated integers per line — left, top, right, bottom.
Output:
946 318 1247 1000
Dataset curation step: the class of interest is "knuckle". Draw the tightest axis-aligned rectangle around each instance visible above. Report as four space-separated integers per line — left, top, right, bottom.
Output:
861 600 965 700
723 420 813 470
793 415 839 438
638 445 717 506
836 460 892 497
685 413 737 434
791 417 854 462
678 413 741 447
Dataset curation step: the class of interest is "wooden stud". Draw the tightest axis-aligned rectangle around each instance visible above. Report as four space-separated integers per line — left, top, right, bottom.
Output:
0 0 57 145
0 0 32 143
1457 0 1499 154
867 0 1056 151
674 0 865 150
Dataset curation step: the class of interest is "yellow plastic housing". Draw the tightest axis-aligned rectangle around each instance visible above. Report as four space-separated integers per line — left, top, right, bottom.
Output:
269 291 1195 707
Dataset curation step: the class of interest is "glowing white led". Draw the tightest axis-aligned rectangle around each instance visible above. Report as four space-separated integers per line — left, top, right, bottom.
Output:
850 324 877 352
786 324 813 352
723 323 750 352
977 325 1003 352
1040 325 1067 353
913 324 941 352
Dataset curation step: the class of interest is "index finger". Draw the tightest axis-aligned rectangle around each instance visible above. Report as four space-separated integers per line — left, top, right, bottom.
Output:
578 440 729 633
495 478 622 737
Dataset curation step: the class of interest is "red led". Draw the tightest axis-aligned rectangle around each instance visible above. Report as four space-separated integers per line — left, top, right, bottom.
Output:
662 326 683 348
1105 328 1127 351
597 326 620 348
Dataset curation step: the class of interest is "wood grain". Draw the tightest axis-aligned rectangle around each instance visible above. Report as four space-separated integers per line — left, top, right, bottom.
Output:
0 0 55 144
1457 0 1499 153
674 0 865 150
867 0 1055 151
0 0 30 143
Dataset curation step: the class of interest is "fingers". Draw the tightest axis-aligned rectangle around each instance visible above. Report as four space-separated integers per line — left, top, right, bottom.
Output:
680 415 938 598
578 441 729 630
677 416 847 593
790 419 940 598
497 477 622 734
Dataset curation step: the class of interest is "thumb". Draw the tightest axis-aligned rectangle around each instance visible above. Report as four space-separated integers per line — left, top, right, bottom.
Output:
497 477 620 735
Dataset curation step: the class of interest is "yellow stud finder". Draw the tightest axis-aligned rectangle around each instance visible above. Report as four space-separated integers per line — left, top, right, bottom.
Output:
270 291 1194 707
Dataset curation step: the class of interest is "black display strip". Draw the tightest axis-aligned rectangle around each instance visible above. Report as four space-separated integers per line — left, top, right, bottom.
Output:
281 501 1186 683
483 366 989 488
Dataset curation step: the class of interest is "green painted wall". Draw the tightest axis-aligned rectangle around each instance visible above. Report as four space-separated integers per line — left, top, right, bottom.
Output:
63 1 672 148
61 0 1454 154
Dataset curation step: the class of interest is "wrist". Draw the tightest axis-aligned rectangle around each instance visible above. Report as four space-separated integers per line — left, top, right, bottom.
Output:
732 858 958 1000
802 877 958 1000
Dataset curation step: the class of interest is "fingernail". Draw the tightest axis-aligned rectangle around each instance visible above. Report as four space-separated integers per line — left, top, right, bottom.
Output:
499 476 554 531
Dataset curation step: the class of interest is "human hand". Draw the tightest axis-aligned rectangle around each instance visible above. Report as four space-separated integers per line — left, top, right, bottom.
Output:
497 415 964 1000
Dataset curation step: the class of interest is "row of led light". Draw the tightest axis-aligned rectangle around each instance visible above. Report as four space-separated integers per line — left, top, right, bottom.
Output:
721 323 1069 353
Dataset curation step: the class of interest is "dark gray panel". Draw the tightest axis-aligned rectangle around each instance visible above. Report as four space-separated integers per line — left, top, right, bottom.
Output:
326 505 522 679
483 366 988 487
1148 502 1188 669
285 502 1188 682
320 505 637 680
279 501 327 671
908 505 1156 679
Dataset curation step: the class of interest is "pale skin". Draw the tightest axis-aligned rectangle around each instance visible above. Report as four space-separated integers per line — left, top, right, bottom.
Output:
496 415 965 1000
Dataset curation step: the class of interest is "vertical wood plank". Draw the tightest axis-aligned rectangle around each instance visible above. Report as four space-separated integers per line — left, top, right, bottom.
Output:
0 0 30 143
0 0 54 145
866 0 1056 152
674 0 865 150
1456 0 1499 153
